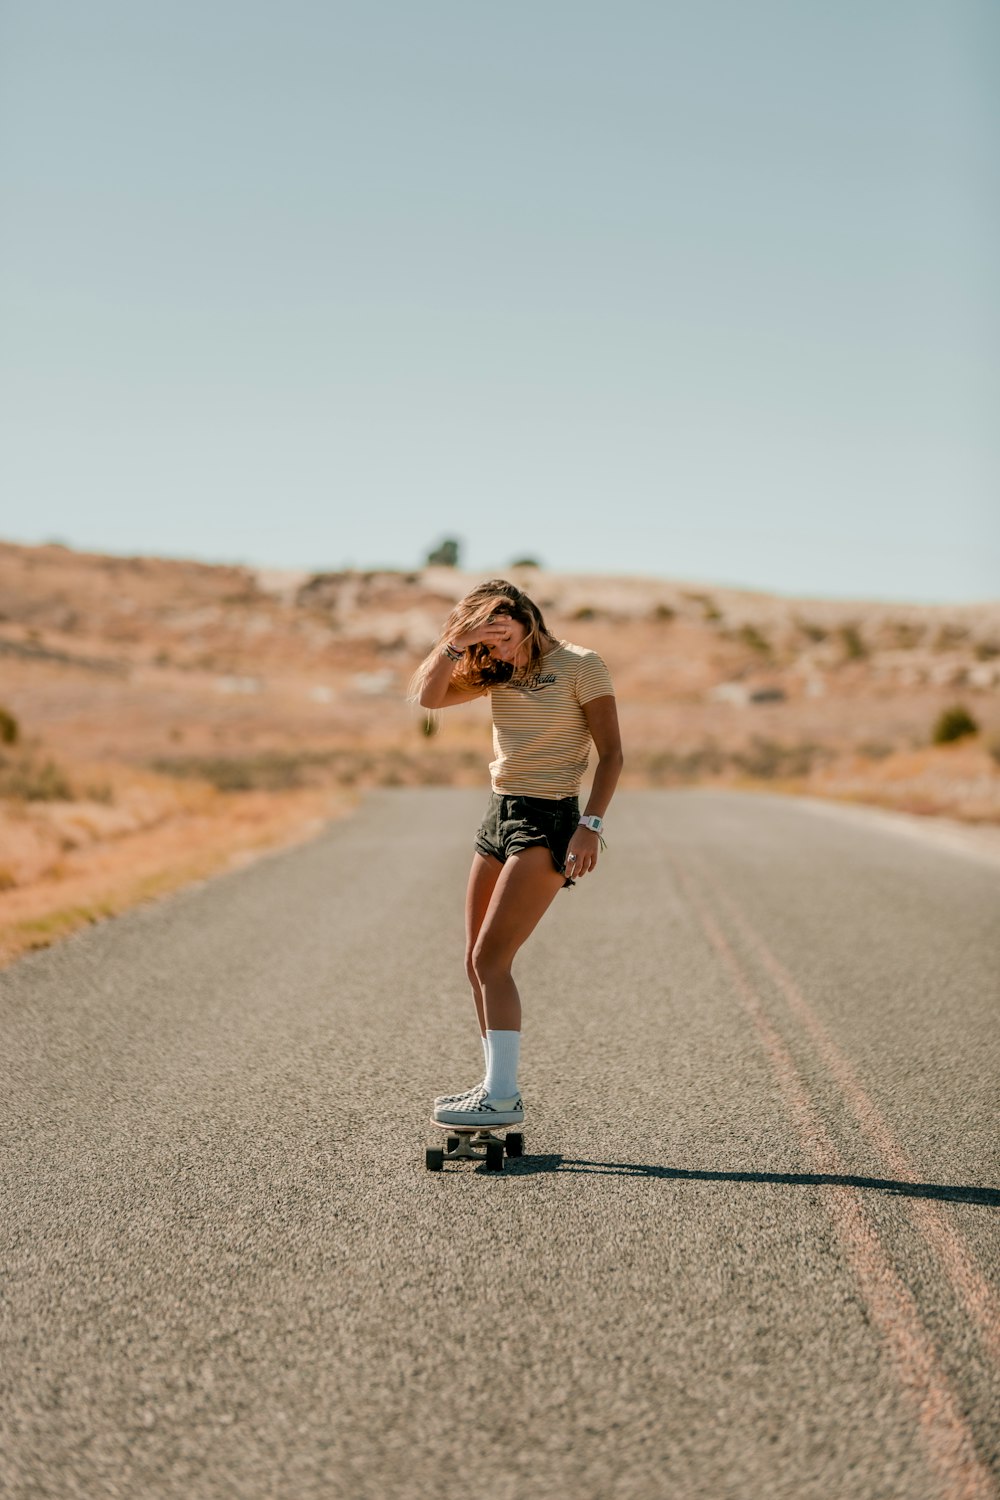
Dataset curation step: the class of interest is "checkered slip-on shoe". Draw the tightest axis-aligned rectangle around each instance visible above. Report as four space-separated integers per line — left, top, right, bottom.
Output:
433 1079 487 1108
433 1086 524 1127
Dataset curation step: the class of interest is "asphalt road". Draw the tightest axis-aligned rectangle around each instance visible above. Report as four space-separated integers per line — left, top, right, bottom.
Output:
2 788 998 1500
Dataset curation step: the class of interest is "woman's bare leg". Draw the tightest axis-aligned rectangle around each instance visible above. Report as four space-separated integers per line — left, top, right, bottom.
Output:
472 846 567 1032
465 852 503 1037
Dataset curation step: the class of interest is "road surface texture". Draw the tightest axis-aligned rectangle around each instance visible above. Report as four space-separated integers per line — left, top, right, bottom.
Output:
2 788 998 1500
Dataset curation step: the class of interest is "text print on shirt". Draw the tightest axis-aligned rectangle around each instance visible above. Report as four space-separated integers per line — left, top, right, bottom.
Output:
508 670 557 693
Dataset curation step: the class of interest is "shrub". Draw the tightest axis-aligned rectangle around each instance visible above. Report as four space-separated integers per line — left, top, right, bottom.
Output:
0 706 19 745
738 624 772 656
682 591 722 622
83 781 116 804
510 557 541 569
795 617 827 643
651 603 676 622
857 740 895 761
163 753 305 791
150 748 366 792
840 624 868 661
932 705 978 744
0 747 74 801
641 743 727 783
733 737 826 779
890 621 923 649
425 538 461 567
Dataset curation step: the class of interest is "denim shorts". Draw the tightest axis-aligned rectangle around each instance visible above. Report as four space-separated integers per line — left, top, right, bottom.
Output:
474 791 580 888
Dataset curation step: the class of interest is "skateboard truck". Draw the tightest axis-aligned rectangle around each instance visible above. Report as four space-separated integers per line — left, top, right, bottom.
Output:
425 1123 524 1172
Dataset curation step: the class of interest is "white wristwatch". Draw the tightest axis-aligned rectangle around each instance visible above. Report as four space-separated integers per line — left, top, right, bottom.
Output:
578 814 604 833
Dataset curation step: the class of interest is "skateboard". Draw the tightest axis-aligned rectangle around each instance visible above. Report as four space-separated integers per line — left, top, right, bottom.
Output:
425 1120 524 1172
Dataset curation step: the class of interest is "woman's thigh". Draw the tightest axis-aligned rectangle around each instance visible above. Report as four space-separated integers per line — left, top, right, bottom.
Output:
465 851 503 956
474 846 567 971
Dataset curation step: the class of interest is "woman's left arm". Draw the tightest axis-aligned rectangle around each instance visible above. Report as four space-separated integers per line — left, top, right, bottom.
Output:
564 695 624 878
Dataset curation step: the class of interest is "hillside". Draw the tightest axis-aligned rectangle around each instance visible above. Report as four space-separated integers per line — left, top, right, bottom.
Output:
1 539 998 964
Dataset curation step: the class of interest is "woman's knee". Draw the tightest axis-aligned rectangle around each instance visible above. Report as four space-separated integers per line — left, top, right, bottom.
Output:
471 938 510 987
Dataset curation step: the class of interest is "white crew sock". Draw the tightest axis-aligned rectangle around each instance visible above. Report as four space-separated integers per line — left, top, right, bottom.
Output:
485 1029 521 1099
481 1033 489 1073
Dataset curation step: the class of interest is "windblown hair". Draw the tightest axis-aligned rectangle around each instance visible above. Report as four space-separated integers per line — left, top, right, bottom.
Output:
407 579 555 703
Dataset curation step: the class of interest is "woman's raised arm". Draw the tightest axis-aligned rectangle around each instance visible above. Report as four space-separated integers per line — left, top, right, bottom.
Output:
418 649 487 709
414 618 513 708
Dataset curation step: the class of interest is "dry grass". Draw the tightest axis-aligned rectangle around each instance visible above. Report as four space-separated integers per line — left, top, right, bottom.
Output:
0 782 353 968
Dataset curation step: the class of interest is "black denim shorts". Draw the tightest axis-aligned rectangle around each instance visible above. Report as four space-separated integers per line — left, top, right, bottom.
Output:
474 791 580 888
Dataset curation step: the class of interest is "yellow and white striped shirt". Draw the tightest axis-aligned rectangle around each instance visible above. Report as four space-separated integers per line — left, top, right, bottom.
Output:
488 640 615 797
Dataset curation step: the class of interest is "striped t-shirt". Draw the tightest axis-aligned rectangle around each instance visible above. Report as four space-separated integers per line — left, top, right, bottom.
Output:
488 639 615 797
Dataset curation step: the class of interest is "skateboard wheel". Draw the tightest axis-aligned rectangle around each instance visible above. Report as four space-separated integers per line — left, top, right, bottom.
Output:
505 1132 523 1158
446 1136 460 1153
425 1148 444 1172
485 1140 504 1172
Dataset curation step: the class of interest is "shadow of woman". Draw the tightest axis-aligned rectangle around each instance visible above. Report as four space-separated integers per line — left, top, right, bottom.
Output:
494 1157 999 1205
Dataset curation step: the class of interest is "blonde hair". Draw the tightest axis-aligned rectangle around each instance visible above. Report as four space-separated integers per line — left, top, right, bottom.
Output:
407 579 555 703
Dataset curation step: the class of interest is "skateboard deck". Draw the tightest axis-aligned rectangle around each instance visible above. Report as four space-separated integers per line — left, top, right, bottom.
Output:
425 1118 524 1171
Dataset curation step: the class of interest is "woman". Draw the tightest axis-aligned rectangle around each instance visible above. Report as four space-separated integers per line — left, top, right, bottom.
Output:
408 578 623 1128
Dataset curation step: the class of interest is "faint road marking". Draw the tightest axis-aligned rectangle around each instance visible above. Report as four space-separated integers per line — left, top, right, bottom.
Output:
697 862 1000 1371
670 856 997 1500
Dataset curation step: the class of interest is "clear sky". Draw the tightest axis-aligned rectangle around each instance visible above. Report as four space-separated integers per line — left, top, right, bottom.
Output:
1 1 997 603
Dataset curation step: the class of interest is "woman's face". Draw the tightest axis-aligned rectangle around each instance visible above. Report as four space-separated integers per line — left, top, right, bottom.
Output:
485 610 529 663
